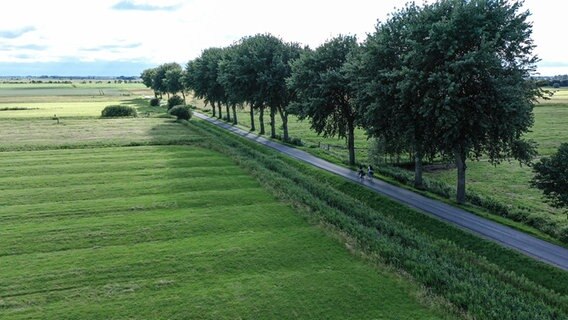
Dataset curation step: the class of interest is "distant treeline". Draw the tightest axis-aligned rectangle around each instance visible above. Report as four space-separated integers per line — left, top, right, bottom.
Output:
0 75 140 81
535 75 568 87
1 79 141 84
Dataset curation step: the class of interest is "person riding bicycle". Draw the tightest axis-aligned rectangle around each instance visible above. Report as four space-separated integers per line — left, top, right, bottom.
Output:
357 165 365 179
367 165 374 178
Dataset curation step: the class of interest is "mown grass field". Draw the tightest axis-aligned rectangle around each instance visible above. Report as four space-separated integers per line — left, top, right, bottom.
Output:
0 85 448 319
1 145 447 319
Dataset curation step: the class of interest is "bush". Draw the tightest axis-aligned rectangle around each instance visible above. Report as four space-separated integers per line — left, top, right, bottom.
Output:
169 105 192 120
101 105 137 118
150 98 160 107
289 137 303 146
167 95 185 110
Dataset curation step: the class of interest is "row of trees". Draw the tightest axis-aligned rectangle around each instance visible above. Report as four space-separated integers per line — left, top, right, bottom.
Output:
184 36 302 142
142 0 542 205
140 63 187 101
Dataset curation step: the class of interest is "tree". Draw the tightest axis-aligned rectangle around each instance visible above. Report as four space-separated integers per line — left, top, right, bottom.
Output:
140 68 158 98
218 45 243 126
185 58 215 117
288 35 360 165
164 66 186 102
185 48 227 120
246 34 301 140
420 0 540 204
218 38 265 131
531 143 568 214
354 3 439 188
153 62 182 99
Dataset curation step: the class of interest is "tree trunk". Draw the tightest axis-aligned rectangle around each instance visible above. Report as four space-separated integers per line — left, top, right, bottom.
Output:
249 105 255 131
455 149 467 204
225 105 231 122
232 104 237 125
347 121 355 165
217 102 222 119
278 107 289 142
181 91 186 103
414 147 424 189
154 91 158 98
259 106 265 135
209 102 216 117
270 106 276 138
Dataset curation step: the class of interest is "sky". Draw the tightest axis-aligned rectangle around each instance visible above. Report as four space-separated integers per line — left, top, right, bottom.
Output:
0 0 566 76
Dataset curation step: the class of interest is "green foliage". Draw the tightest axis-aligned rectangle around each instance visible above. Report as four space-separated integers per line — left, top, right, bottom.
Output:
356 0 540 203
140 68 156 91
289 35 359 164
185 48 227 114
149 98 160 107
532 143 568 212
100 105 137 118
148 62 183 97
167 95 185 110
164 66 186 95
168 105 192 120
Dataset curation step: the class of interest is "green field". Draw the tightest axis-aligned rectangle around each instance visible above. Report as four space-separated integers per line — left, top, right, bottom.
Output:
1 144 447 319
0 85 447 319
0 82 150 106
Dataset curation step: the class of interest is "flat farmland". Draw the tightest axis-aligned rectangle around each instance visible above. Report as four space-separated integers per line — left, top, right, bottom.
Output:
0 145 444 319
0 101 126 118
0 84 446 319
0 118 193 151
0 82 150 104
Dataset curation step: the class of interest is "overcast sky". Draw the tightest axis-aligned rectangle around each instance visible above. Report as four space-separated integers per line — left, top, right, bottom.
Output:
0 0 565 76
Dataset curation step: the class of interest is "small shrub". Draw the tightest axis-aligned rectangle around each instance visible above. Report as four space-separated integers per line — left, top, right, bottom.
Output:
289 137 303 146
150 98 160 107
101 105 137 118
169 105 192 120
167 95 184 110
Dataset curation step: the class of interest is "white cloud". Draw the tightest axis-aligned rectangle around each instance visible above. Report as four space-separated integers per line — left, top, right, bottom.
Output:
0 26 36 39
0 0 566 75
112 0 182 11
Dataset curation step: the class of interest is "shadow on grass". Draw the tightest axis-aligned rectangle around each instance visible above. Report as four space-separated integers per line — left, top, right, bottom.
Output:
121 98 168 118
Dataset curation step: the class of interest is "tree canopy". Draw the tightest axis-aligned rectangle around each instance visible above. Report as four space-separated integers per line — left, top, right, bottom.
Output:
185 48 227 119
354 3 440 187
144 0 542 208
355 0 540 202
423 0 540 203
531 143 568 212
289 35 360 165
164 65 186 100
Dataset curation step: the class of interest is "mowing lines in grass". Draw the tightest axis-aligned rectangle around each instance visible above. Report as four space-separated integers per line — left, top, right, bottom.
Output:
0 145 445 319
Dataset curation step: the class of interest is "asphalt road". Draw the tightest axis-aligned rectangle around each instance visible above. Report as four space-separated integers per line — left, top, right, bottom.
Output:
195 112 568 271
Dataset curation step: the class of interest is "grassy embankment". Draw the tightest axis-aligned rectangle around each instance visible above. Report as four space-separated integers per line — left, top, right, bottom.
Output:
190 119 568 320
0 85 448 319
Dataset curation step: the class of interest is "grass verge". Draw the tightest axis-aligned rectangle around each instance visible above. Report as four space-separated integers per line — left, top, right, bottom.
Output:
189 118 568 320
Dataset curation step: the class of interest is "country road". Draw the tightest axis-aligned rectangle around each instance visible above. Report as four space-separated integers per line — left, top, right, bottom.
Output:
195 112 568 271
